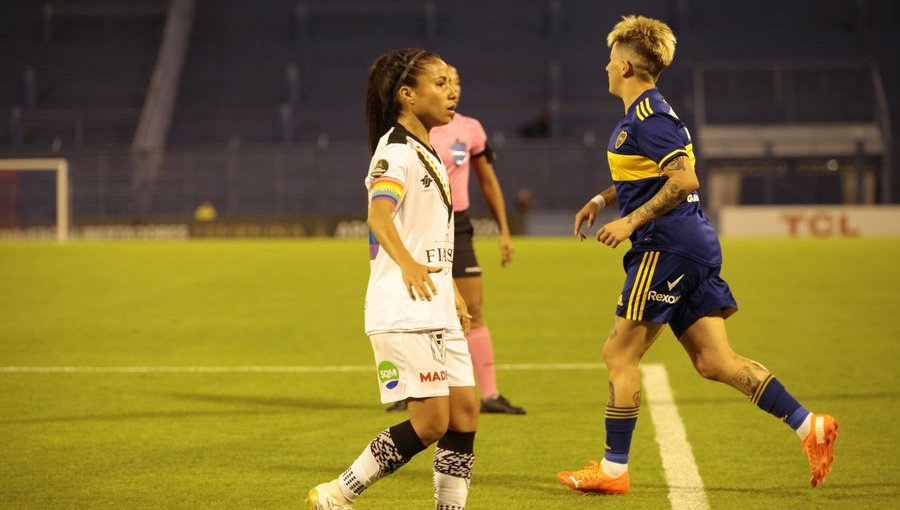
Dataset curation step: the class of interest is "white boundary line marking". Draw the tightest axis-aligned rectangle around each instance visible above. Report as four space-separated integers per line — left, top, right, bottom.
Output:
641 364 709 510
2 362 703 509
0 362 606 374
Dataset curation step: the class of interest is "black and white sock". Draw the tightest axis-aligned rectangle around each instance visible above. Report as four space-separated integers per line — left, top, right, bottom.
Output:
433 429 476 510
337 420 426 502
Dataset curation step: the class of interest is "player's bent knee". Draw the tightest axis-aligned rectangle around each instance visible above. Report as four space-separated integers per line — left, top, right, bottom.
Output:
411 417 450 446
462 403 480 424
603 343 640 369
692 353 727 381
448 388 480 430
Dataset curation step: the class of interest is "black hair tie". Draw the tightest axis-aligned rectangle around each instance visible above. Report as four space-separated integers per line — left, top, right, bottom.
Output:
391 50 427 100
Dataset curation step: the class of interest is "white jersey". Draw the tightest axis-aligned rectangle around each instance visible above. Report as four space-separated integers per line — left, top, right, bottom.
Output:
364 124 460 335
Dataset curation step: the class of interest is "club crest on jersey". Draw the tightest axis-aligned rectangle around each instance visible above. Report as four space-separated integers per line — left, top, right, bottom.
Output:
450 141 467 166
615 131 628 149
372 159 389 178
420 175 433 188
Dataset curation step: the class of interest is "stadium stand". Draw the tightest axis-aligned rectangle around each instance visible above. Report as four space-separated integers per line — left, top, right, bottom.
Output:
0 0 164 147
1 0 897 226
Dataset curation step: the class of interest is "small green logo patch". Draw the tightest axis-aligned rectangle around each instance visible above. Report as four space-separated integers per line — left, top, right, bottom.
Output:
378 361 400 390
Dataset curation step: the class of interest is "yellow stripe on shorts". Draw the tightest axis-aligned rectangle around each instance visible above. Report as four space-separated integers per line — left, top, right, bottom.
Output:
637 251 661 321
626 252 651 320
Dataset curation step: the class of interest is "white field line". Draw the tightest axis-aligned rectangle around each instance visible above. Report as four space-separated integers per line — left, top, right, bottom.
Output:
0 362 606 374
2 362 702 510
641 364 709 510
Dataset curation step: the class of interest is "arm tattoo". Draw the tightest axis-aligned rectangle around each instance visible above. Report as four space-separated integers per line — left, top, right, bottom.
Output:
665 156 688 172
626 171 689 226
608 381 616 406
632 390 641 407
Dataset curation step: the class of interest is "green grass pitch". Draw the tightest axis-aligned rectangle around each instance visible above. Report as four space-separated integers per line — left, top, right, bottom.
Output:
1 238 899 509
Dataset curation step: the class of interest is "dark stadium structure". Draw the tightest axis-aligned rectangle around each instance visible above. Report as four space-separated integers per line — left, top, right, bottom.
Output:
1 0 897 228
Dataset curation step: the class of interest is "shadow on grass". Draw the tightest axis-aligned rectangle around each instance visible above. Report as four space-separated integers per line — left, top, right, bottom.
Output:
162 391 372 411
674 391 900 406
0 393 374 425
0 408 295 425
474 473 670 497
285 464 430 477
705 481 900 498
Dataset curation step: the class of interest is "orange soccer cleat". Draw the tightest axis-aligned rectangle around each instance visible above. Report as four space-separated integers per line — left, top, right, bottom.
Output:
557 461 630 494
801 413 839 487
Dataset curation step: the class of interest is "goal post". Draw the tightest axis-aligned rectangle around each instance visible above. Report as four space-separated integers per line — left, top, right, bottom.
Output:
0 158 69 242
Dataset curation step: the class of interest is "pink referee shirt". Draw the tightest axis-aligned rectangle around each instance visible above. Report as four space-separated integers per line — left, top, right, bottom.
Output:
430 112 488 212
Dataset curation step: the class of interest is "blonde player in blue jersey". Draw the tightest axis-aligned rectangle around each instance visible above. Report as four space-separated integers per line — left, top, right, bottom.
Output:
307 48 479 509
557 16 838 494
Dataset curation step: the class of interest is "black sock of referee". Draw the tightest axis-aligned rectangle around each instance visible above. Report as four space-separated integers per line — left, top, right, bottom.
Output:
337 420 427 502
433 429 476 510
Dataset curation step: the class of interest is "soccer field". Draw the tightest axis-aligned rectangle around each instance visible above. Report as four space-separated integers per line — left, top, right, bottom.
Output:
1 238 899 509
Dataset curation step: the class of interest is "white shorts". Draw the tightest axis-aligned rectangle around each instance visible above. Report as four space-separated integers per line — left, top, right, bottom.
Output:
369 329 475 404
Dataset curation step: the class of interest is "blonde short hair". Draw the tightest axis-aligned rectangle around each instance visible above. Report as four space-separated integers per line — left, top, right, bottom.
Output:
606 15 676 78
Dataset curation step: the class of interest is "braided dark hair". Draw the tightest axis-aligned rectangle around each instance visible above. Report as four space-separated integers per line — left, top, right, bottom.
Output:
366 47 439 155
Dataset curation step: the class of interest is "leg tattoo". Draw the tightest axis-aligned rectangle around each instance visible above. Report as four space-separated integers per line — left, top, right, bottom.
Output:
733 366 761 397
736 355 769 374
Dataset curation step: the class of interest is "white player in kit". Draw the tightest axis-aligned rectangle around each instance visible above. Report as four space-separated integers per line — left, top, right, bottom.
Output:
307 48 479 510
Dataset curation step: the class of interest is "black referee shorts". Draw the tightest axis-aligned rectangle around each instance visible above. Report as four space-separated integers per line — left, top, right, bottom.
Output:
453 210 481 279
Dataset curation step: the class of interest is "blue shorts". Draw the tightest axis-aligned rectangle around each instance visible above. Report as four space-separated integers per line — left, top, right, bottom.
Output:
615 250 738 338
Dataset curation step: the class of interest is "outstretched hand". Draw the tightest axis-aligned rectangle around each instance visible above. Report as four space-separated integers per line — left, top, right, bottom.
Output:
400 262 442 301
574 200 600 240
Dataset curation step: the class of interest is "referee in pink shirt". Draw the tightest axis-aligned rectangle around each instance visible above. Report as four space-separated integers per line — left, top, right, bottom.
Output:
388 66 525 414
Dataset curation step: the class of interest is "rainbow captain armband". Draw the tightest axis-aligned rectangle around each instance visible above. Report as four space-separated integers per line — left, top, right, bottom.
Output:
370 177 405 206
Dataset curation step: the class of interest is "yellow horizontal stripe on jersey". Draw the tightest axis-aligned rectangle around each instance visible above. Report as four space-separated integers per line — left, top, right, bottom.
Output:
643 98 653 116
658 144 696 168
608 151 663 182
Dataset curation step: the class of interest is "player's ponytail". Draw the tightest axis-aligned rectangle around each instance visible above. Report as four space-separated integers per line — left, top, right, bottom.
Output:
366 48 438 155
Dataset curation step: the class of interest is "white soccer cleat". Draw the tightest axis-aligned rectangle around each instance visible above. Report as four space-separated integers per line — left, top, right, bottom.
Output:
306 480 354 509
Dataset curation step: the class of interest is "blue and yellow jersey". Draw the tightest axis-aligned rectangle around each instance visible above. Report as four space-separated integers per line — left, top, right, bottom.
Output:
607 88 722 266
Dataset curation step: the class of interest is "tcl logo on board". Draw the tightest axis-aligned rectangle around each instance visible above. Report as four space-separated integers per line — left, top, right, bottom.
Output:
781 212 859 237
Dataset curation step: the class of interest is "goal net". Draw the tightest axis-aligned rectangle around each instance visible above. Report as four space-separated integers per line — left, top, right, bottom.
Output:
0 158 69 242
